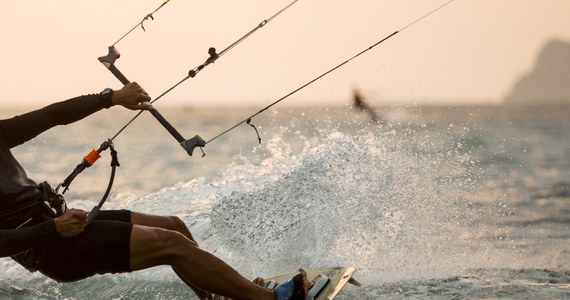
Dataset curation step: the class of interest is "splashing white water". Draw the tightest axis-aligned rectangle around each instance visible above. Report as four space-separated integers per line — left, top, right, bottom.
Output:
211 127 483 282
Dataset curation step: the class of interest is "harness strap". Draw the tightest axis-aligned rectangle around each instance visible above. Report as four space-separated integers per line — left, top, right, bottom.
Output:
57 140 119 223
87 143 119 224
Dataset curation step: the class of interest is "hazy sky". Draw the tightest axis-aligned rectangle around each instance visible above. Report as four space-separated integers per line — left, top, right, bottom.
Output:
1 0 569 109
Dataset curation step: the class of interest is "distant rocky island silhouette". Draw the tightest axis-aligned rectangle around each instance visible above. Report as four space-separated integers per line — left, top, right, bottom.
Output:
503 39 570 105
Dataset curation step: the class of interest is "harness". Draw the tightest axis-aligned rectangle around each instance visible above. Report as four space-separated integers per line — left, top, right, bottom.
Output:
56 140 119 223
10 181 67 272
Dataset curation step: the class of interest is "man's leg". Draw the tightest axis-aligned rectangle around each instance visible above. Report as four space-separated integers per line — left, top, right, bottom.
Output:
131 213 213 298
129 224 275 300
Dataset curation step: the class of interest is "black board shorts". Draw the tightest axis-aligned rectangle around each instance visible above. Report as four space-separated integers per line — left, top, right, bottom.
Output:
36 210 133 282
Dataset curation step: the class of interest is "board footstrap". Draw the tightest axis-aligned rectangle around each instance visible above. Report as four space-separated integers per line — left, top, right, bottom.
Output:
306 275 331 300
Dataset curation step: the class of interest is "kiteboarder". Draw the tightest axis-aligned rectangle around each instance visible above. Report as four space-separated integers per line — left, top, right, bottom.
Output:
0 83 307 300
352 87 382 123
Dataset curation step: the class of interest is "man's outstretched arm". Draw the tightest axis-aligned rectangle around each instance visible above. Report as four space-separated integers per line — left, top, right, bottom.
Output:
0 221 57 257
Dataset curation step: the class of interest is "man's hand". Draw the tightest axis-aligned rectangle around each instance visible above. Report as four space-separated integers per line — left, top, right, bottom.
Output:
54 209 88 238
112 82 152 110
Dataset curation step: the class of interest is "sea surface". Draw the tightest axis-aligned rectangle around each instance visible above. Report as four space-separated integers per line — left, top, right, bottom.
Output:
0 104 569 299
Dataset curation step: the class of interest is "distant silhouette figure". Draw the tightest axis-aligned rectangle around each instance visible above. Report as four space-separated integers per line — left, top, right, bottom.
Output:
352 88 381 123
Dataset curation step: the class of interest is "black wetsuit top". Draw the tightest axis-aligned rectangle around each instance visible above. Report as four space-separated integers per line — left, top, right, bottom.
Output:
0 94 112 257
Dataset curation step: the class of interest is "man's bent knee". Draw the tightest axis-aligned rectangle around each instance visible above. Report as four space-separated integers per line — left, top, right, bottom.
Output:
130 226 195 270
168 216 195 241
169 216 186 231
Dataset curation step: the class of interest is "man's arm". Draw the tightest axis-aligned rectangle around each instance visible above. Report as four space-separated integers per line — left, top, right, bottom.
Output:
0 221 58 257
1 94 110 148
1 82 151 148
0 208 89 257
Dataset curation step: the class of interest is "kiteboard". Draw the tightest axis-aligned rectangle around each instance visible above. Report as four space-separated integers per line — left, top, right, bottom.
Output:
264 266 360 300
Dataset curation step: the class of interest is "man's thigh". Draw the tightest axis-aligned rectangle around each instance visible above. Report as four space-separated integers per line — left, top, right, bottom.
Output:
37 218 132 282
131 212 176 227
131 212 194 241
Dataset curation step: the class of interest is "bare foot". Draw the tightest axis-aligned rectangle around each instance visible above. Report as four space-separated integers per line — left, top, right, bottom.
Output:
253 277 266 287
